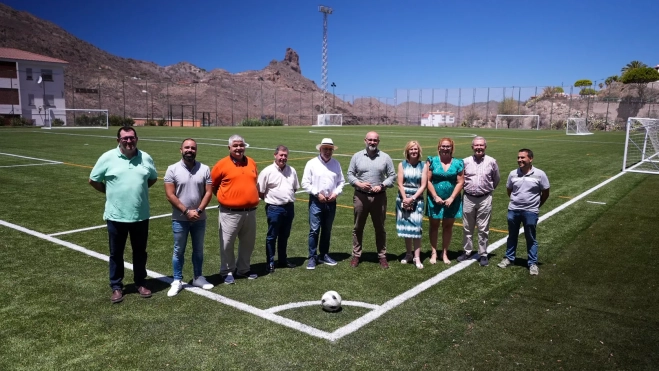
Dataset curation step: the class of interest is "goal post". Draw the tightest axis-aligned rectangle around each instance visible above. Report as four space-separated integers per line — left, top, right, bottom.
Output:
566 117 593 135
622 117 659 174
43 108 109 129
495 115 539 130
315 114 343 127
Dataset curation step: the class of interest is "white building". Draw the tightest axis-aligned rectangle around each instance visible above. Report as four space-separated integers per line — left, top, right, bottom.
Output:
420 111 455 127
0 48 68 126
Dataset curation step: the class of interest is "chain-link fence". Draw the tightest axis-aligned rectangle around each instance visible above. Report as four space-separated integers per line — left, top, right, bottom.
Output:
62 74 659 129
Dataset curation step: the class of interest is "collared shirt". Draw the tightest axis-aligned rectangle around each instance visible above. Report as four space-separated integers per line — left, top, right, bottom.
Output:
346 149 396 189
462 154 500 196
89 146 158 222
164 160 212 221
506 166 550 213
257 162 300 205
301 155 345 197
210 155 259 208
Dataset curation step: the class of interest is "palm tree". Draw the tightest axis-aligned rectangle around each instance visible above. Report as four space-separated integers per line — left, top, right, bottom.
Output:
621 60 648 74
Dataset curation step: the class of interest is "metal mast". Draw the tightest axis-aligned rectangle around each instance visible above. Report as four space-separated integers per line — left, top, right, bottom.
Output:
319 5 333 114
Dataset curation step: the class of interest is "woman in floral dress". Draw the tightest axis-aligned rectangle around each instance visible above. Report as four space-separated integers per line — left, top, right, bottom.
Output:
396 141 428 269
426 138 464 265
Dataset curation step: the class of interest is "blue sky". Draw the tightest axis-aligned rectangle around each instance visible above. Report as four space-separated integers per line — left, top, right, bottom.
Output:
4 0 658 99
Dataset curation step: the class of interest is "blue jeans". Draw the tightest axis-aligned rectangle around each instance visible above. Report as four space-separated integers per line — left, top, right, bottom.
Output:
265 203 295 264
172 219 207 281
107 219 149 290
308 196 336 258
505 209 539 266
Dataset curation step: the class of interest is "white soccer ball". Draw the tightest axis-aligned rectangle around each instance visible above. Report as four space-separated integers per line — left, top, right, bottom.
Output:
321 290 342 312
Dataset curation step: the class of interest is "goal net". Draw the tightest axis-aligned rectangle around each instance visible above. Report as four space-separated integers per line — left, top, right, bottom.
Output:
43 108 109 129
622 117 659 174
566 117 593 135
315 114 343 127
495 115 539 130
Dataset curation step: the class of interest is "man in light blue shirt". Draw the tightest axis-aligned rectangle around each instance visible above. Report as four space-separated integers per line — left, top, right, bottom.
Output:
89 127 158 303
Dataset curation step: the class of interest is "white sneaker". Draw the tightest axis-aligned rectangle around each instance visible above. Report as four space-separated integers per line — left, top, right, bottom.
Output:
168 280 183 297
192 276 214 290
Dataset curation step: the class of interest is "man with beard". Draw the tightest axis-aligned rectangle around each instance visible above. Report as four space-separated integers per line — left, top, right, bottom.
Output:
346 131 396 269
301 138 345 270
164 138 214 296
498 148 550 276
89 127 158 304
211 134 259 284
257 145 300 273
457 136 500 267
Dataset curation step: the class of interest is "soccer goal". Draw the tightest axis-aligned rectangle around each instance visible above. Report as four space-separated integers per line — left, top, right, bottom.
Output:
315 114 343 126
622 117 659 174
495 115 539 130
43 108 109 129
566 117 593 135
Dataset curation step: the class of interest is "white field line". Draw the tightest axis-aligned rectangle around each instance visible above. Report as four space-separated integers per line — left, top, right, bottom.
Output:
48 207 218 237
0 218 334 341
586 201 607 205
0 163 63 168
0 152 63 164
266 300 380 314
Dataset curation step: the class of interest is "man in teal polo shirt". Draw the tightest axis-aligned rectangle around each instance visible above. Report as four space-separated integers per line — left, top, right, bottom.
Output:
89 127 158 303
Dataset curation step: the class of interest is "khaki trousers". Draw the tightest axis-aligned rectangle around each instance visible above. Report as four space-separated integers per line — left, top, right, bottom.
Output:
462 193 493 256
218 208 257 276
352 191 387 259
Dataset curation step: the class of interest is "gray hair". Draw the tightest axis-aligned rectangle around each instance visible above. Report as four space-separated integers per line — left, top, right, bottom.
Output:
274 145 288 155
228 134 245 147
472 136 487 145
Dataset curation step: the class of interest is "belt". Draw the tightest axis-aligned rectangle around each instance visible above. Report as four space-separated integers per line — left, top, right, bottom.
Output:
355 189 386 195
221 206 257 212
464 191 491 197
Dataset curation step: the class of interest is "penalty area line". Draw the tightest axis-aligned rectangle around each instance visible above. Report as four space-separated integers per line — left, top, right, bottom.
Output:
0 218 334 341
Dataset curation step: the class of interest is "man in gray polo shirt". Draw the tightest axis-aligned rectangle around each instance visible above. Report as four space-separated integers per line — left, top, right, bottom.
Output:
164 138 214 296
498 148 550 275
347 131 396 269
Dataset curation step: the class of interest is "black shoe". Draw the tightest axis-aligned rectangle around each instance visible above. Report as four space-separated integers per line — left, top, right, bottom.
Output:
479 255 489 267
278 260 296 269
456 251 472 262
267 263 276 273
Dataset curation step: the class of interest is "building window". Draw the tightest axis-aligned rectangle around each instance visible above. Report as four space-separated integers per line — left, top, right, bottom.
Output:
44 94 54 107
26 68 33 80
28 94 35 106
0 88 20 105
41 69 53 82
0 61 17 78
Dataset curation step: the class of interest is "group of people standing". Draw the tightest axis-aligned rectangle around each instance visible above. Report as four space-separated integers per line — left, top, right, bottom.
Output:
89 127 549 304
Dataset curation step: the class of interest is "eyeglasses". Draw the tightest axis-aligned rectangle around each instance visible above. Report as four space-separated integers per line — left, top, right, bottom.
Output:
120 136 136 142
440 145 452 149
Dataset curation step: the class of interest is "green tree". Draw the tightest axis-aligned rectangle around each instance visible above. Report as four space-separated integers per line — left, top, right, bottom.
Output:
497 97 518 128
605 75 618 87
621 60 647 74
620 67 659 102
554 86 564 93
574 79 593 88
579 88 597 96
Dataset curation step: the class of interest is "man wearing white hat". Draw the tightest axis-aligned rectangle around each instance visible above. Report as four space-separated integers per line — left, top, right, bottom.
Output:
301 138 346 269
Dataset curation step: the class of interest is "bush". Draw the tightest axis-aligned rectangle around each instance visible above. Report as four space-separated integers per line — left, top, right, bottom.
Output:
7 117 33 126
579 88 597 96
109 115 135 127
75 114 106 127
157 118 167 126
240 118 283 126
145 120 157 126
52 118 65 127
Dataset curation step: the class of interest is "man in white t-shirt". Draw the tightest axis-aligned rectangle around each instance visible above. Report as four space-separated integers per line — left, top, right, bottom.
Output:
164 138 214 296
257 145 300 273
301 138 345 270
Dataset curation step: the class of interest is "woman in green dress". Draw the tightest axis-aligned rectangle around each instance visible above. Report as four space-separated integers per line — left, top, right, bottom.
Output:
426 138 464 264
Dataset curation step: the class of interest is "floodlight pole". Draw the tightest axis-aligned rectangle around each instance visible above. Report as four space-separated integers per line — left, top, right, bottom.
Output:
145 79 148 122
319 5 333 114
331 82 336 109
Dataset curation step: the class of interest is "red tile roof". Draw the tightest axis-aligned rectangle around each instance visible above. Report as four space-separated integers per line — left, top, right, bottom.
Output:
0 48 68 64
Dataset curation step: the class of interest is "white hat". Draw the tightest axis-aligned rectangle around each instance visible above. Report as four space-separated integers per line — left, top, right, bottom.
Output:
316 138 338 150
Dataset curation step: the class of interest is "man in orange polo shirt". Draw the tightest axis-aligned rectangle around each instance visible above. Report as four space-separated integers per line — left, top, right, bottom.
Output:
211 134 259 284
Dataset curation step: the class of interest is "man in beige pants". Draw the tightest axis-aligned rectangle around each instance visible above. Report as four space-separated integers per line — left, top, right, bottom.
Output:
457 136 500 267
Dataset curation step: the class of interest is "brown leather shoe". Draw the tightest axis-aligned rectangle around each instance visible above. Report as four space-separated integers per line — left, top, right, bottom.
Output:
350 256 360 268
111 289 123 303
136 286 152 298
379 257 389 269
